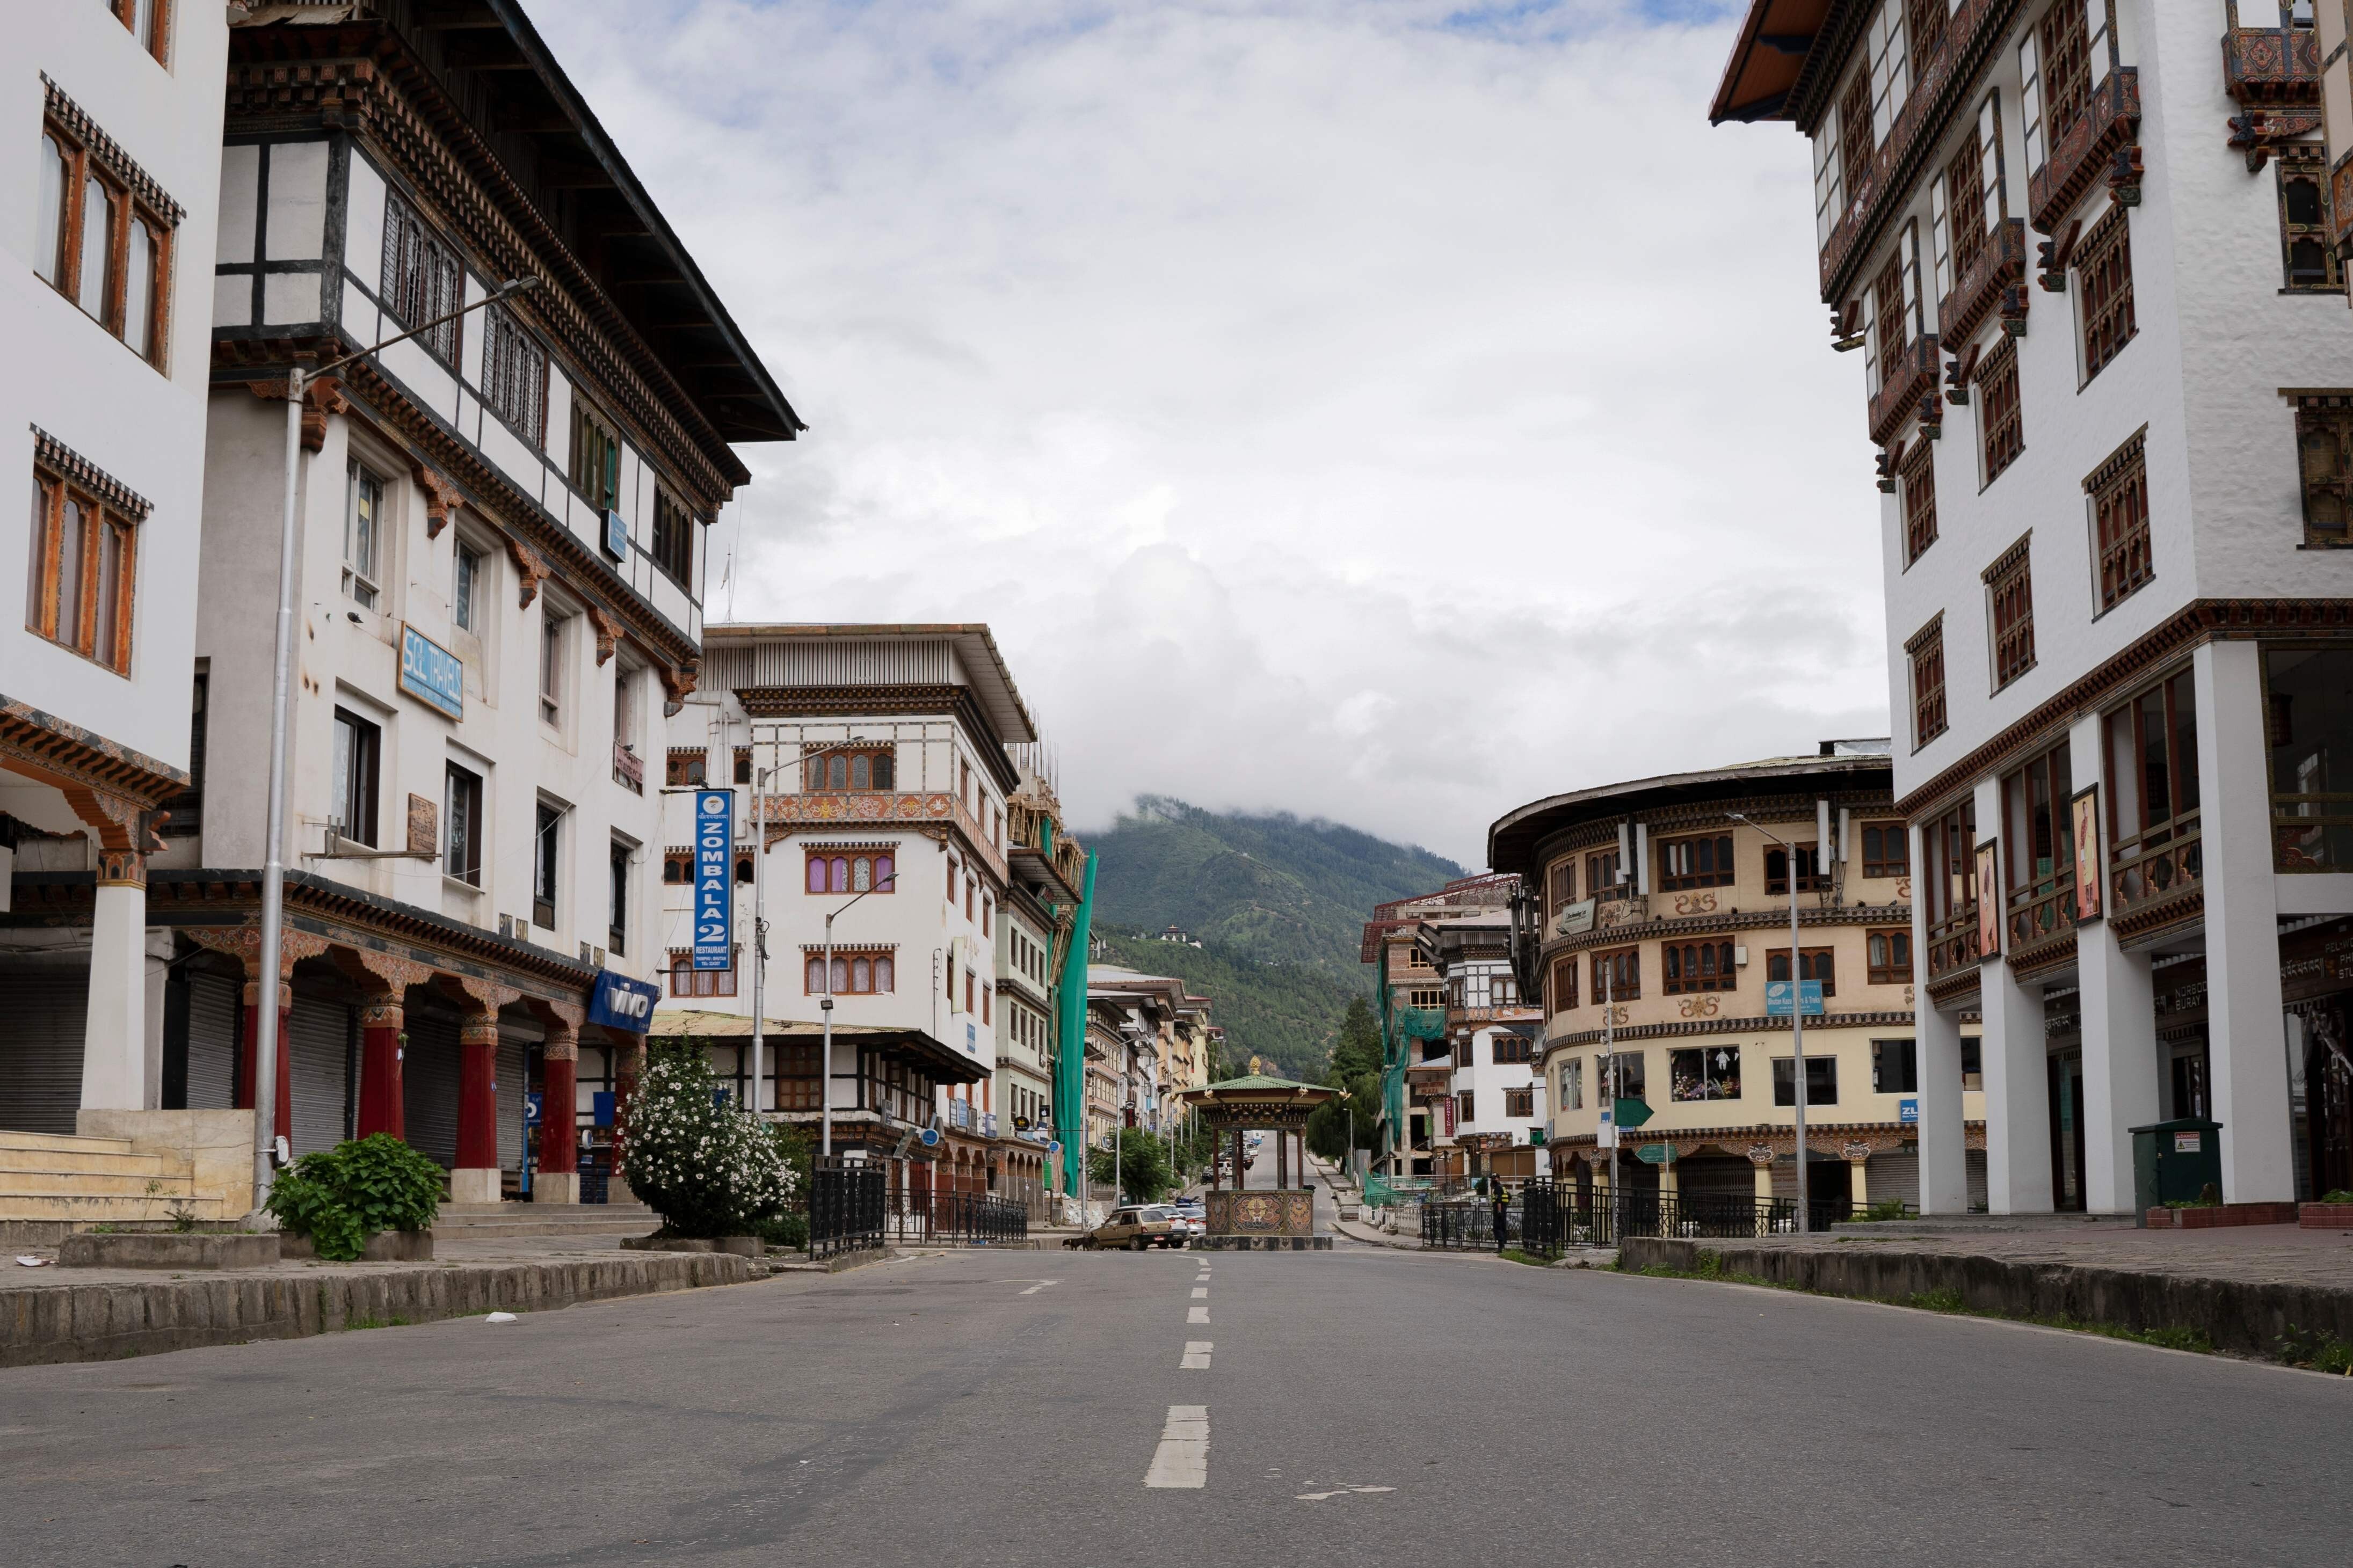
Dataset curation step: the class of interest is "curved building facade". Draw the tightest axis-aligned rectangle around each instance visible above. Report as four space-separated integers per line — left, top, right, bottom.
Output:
1488 745 1987 1215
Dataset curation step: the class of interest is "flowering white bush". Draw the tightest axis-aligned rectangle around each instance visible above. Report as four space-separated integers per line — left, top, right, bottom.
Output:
626 1040 797 1238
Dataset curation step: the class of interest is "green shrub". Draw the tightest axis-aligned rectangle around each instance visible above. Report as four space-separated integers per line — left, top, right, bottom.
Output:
265 1133 444 1261
2318 1190 2353 1206
626 1039 797 1238
754 1212 809 1250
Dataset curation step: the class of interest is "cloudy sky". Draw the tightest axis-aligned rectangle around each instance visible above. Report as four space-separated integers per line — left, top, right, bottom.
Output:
526 0 1886 869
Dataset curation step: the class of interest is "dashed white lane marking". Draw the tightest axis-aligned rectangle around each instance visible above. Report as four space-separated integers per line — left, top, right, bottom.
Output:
1190 1287 1208 1299
1295 1485 1395 1502
1145 1405 1209 1488
1180 1341 1213 1369
1187 1305 1210 1324
1010 1280 1061 1295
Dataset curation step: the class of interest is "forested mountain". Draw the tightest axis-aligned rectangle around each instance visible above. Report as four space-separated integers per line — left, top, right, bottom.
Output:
1083 797 1464 1081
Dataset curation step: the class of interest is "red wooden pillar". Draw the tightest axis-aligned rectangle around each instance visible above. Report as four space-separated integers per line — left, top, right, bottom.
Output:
355 998 405 1140
453 1011 500 1200
1277 1124 1289 1189
540 1031 579 1178
235 978 294 1144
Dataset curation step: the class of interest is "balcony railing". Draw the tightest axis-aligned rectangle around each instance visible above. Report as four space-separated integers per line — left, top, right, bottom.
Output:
1926 905 1981 981
1819 0 2001 294
1867 333 1941 446
1937 218 2026 349
2029 69 2140 233
2223 25 2320 105
2111 812 2202 921
2005 867 2078 965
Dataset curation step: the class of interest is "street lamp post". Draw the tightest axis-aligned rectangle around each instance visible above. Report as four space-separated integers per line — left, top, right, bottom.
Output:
252 278 539 1202
1730 812 1810 1231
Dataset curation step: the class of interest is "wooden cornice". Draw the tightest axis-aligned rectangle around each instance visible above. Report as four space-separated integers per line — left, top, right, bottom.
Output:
0 694 189 810
1892 598 2353 823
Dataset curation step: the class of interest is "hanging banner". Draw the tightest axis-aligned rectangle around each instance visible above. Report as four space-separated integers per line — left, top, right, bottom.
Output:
693 790 733 971
2071 785 2103 923
1975 839 2001 960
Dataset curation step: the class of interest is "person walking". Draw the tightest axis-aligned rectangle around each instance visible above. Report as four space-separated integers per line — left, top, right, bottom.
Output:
1492 1180 1510 1252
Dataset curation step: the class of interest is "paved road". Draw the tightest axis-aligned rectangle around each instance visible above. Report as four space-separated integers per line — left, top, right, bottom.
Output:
5 1238 2348 1566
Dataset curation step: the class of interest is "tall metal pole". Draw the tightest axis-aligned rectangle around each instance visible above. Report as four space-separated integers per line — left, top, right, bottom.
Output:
820 908 834 1159
1603 951 1616 1221
253 363 306 1203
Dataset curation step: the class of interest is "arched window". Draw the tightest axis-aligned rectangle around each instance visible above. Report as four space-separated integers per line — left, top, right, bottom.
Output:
851 754 871 790
875 956 894 992
852 958 871 991
805 956 824 993
828 754 849 790
830 856 849 893
875 854 895 891
853 856 872 892
807 857 826 894
736 856 753 884
831 957 850 993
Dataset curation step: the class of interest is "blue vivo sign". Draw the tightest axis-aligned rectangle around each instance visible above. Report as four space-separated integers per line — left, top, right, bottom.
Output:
693 791 732 970
397 623 464 719
588 969 660 1032
1764 979 1825 1018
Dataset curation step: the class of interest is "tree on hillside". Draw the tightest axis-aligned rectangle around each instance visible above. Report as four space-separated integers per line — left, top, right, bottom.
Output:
1305 996 1382 1161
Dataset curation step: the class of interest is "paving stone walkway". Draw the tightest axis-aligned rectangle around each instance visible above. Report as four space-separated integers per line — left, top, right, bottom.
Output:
1776 1216 2353 1292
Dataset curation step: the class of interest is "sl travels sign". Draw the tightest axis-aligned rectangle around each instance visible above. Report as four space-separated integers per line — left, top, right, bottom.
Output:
693 791 732 971
398 624 463 720
589 970 660 1032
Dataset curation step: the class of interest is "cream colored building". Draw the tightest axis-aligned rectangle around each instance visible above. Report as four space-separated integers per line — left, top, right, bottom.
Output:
1490 745 1989 1217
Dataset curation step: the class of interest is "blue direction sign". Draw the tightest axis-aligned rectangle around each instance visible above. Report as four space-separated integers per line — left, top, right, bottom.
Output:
693 790 732 970
398 624 464 719
1765 979 1826 1018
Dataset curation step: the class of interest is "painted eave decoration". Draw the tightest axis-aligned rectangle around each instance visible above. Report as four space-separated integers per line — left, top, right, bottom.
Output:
1710 0 1835 126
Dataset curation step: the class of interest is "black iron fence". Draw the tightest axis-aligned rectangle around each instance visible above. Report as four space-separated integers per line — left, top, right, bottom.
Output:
810 1162 887 1257
888 1189 1029 1246
1461 1181 1907 1255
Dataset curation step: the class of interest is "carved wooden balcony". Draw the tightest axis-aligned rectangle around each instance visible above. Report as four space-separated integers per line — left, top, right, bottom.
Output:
2004 872 2079 975
1818 0 2003 297
2224 26 2320 105
2110 814 2202 939
1867 334 1940 447
2030 69 2140 234
1924 906 1980 982
1937 219 2026 351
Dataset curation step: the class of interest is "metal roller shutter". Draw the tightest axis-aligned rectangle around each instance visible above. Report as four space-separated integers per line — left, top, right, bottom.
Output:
287 994 351 1157
1867 1150 1920 1209
1676 1156 1754 1201
1967 1149 1988 1209
403 1012 461 1168
496 1032 527 1174
185 971 238 1111
0 968 87 1135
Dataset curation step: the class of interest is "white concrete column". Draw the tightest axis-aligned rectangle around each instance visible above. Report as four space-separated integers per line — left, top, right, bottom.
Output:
1912 820 1970 1213
81 849 149 1111
2070 712 2163 1214
2195 641 2295 1202
1977 776 2053 1214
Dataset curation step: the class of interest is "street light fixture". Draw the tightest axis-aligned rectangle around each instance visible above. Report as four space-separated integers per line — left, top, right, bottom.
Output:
1729 811 1811 1231
251 277 541 1202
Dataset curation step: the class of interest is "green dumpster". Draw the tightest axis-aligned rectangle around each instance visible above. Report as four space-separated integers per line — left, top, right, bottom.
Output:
2130 1117 2223 1226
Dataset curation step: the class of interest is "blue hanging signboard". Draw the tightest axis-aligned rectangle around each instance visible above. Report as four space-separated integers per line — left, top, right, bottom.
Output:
693 790 733 971
1764 979 1826 1018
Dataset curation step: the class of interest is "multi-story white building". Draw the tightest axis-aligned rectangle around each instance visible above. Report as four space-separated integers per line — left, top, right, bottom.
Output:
1 6 231 1217
4 2 795 1220
1417 910 1548 1184
1360 874 1521 1179
1715 1 2353 1212
655 624 1079 1211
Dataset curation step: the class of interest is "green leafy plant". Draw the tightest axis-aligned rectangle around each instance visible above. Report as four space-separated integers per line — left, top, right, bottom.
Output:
754 1212 809 1250
1088 1129 1174 1204
2319 1190 2353 1206
265 1133 445 1261
2278 1325 2353 1374
626 1039 797 1239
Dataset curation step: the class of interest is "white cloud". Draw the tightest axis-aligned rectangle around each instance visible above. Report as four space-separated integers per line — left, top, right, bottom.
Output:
526 0 1883 867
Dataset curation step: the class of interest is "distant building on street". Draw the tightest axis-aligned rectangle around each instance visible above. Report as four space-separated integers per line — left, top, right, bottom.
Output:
1360 873 1519 1179
1416 908 1548 1185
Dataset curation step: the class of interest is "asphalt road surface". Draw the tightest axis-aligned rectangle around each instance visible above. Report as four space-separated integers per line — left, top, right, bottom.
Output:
5 1238 2349 1567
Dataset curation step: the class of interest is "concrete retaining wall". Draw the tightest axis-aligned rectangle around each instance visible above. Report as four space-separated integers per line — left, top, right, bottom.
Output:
1 1252 753 1368
1619 1237 2353 1358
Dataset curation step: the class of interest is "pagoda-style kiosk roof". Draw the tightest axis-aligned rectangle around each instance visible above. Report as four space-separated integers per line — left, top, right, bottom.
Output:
1178 1075 1338 1251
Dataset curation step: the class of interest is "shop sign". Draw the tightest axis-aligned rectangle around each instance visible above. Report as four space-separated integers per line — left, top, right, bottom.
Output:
1554 898 1596 937
1765 980 1824 1017
604 508 629 561
693 790 732 969
524 1091 542 1127
589 969 660 1032
398 623 464 720
1899 1097 1919 1125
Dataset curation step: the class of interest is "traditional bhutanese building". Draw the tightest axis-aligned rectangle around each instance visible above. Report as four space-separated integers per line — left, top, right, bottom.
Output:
1359 873 1519 1180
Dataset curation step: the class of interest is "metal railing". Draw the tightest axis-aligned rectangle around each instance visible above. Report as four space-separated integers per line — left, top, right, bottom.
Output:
810 1162 887 1257
888 1188 1029 1246
1495 1182 1907 1255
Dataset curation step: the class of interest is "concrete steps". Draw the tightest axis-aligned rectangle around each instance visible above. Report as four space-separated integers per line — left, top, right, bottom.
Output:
0 1129 213 1222
432 1201 659 1237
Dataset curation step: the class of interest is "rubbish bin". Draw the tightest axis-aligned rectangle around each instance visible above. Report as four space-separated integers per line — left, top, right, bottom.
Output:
2130 1117 2224 1226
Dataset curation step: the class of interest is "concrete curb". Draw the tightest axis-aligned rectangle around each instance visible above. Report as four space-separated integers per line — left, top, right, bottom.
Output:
1 1252 754 1368
1618 1236 2353 1358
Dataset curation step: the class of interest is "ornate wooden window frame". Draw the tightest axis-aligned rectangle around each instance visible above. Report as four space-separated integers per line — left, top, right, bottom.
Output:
1984 530 2036 692
26 427 147 676
37 77 179 373
2277 144 2342 293
1902 437 1938 566
2074 203 2137 384
1908 612 1949 749
2086 425 2153 609
1974 336 2023 488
